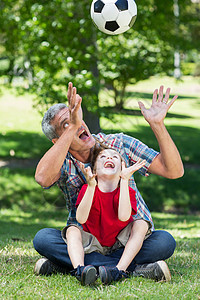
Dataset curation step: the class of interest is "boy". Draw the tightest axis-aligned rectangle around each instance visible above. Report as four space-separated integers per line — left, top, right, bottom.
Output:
63 146 150 285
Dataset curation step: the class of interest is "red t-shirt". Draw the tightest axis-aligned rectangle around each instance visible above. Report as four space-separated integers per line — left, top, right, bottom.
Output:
76 185 137 247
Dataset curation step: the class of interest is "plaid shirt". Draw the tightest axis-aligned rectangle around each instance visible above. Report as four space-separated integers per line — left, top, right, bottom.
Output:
57 132 159 231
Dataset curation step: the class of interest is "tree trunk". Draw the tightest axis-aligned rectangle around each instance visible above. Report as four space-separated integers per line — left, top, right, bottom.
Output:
83 106 101 134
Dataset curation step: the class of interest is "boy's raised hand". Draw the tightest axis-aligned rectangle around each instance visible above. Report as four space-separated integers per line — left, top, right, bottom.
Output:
120 159 146 180
79 162 97 187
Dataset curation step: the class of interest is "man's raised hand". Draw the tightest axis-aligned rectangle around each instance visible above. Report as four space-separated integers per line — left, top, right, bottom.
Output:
138 85 178 126
67 82 83 128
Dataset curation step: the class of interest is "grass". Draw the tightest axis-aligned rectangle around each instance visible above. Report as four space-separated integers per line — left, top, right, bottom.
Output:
0 209 199 299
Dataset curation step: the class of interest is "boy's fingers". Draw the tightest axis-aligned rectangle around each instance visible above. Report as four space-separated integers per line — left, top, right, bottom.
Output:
121 161 126 170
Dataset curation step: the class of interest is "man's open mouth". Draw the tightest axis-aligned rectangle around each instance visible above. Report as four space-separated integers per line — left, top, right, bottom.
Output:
104 161 115 169
78 129 89 141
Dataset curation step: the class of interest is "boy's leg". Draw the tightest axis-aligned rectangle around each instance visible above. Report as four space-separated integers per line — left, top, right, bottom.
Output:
33 228 120 270
99 220 148 284
65 226 84 268
33 227 97 285
116 220 148 271
109 230 176 271
99 229 176 283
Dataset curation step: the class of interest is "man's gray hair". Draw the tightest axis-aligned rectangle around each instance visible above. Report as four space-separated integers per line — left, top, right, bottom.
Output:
42 103 67 141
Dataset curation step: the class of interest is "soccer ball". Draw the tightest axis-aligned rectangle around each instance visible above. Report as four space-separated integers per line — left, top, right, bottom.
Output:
90 0 137 35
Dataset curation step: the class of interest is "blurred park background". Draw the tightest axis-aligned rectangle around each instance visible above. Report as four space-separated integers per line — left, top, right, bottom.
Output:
0 1 200 298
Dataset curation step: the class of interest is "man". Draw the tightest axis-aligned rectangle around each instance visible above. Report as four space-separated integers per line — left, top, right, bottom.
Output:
33 82 184 282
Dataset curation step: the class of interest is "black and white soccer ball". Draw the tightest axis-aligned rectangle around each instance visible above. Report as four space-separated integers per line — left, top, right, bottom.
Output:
90 0 137 35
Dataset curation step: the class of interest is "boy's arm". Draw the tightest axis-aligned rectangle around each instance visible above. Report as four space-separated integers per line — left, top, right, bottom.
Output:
76 164 97 224
118 178 132 222
76 184 96 224
118 160 146 222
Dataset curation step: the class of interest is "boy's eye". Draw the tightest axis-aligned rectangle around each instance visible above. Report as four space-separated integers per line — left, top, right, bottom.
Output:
113 155 118 159
100 155 106 158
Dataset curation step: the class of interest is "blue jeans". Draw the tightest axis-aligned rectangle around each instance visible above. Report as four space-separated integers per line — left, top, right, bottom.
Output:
33 229 176 272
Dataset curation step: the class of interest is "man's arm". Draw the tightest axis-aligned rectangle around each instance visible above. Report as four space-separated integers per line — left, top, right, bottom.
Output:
35 83 82 187
35 123 79 187
138 86 184 179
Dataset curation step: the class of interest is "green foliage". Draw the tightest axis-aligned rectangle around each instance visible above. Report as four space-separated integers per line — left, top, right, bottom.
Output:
0 168 64 210
194 63 200 76
181 62 196 75
0 0 199 123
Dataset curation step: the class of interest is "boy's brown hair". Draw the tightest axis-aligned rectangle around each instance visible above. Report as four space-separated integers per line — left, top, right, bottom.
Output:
91 139 109 172
91 137 124 172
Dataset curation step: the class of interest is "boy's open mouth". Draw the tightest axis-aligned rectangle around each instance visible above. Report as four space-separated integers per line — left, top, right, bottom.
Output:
104 161 115 169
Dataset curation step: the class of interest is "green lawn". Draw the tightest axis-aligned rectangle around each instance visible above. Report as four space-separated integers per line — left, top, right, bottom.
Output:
0 209 199 299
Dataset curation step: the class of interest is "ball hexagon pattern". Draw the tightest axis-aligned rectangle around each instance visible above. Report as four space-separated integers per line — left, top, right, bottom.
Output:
90 0 137 35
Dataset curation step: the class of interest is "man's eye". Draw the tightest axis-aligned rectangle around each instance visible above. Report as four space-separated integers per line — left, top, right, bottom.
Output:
64 123 69 128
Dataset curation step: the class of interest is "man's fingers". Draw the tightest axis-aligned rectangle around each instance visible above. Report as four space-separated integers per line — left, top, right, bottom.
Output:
73 96 82 112
69 87 77 110
158 86 164 102
138 101 146 114
167 95 178 109
152 89 158 104
67 82 73 103
163 87 170 103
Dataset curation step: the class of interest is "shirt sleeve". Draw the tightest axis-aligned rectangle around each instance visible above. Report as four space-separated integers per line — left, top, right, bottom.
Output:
76 184 88 207
129 187 137 215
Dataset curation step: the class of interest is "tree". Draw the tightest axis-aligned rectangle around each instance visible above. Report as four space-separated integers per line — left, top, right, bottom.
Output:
0 0 199 130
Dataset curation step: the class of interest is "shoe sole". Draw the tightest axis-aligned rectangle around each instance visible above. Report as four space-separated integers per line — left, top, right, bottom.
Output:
34 258 51 275
99 266 111 284
82 266 97 285
157 261 171 282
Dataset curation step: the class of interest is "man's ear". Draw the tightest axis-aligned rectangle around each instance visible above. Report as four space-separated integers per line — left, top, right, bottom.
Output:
52 138 58 144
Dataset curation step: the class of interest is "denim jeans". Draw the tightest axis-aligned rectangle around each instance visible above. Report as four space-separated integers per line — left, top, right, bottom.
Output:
33 228 176 272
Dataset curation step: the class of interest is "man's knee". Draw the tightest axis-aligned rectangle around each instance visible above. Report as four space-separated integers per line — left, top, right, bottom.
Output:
152 230 176 259
33 228 58 254
33 228 47 252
